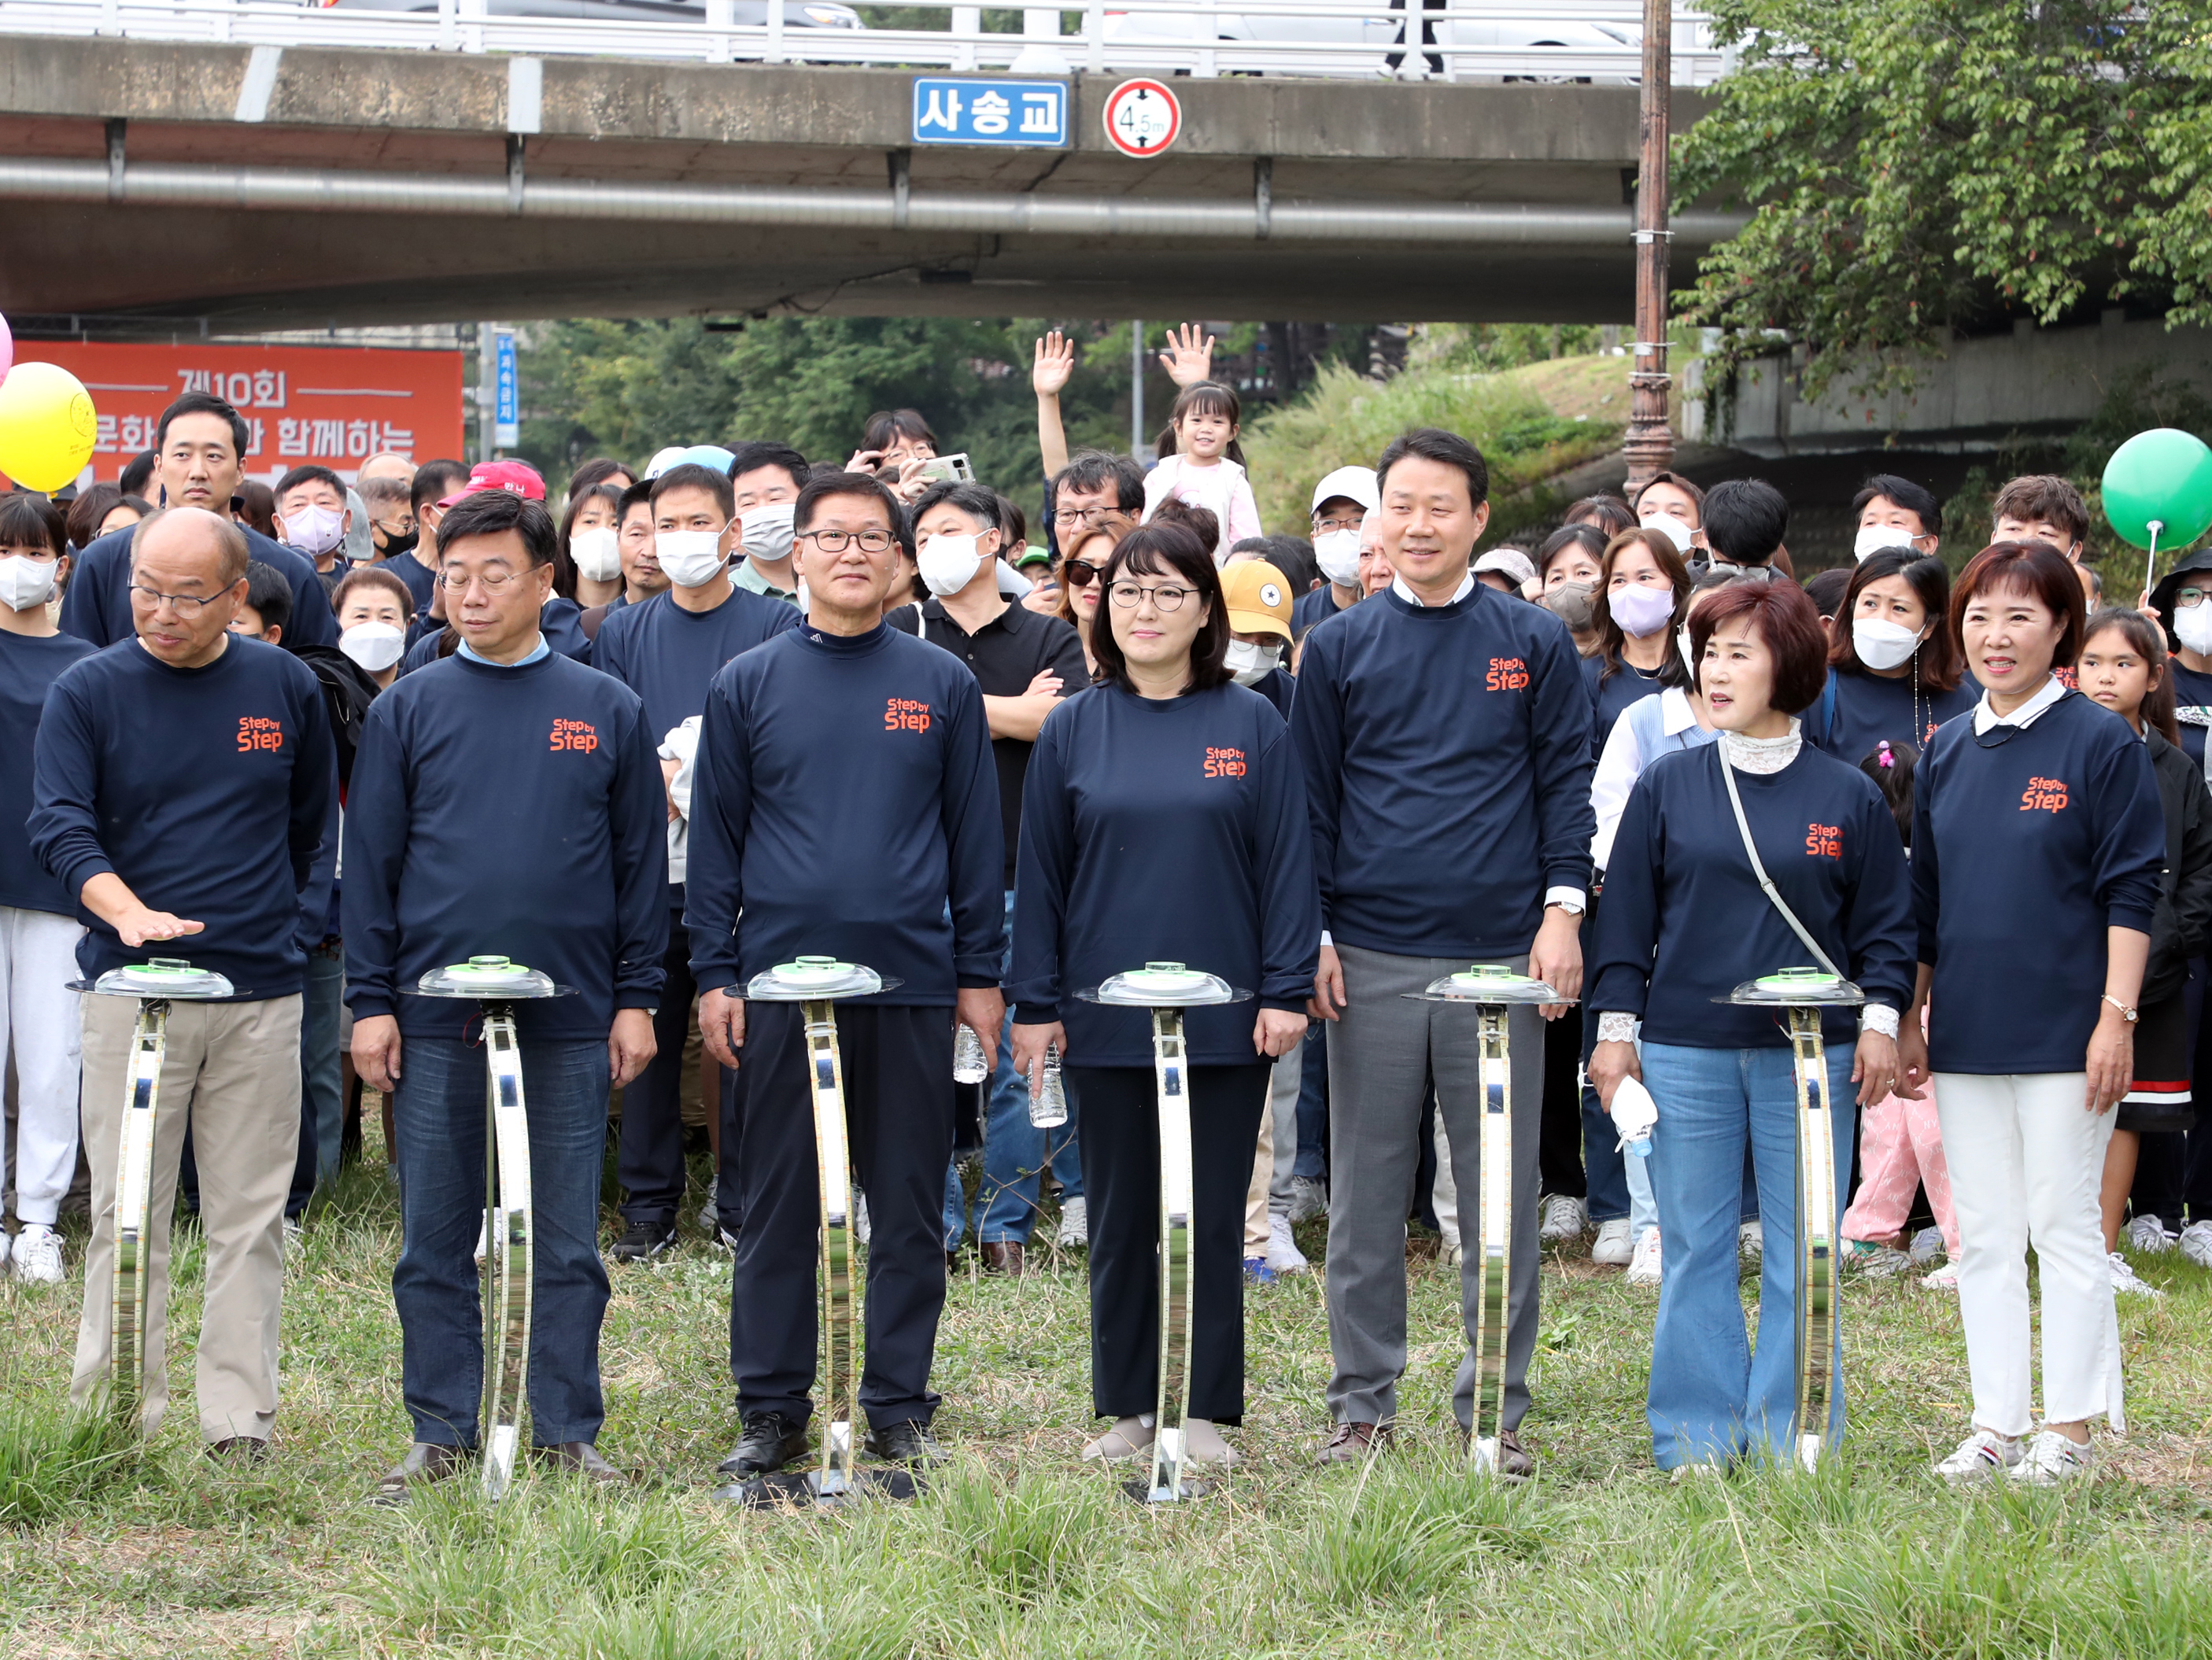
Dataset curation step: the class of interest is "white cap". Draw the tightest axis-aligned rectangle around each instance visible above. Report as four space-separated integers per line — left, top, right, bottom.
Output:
1472 548 1538 587
643 445 689 481
1311 466 1379 518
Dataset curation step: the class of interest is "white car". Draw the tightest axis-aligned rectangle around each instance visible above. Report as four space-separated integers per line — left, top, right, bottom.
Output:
1100 4 1640 80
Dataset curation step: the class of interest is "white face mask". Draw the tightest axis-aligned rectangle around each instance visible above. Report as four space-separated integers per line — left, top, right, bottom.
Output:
569 526 620 583
1678 622 1697 677
2175 603 2212 658
1313 529 1363 587
740 500 796 565
1641 515 1695 554
1852 617 1924 672
1224 638 1283 686
283 504 348 558
338 620 407 673
1854 523 1921 562
918 533 986 598
1608 583 1675 639
656 529 730 589
0 554 58 612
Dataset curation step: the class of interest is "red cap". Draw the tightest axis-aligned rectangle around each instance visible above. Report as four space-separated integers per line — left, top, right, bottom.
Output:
462 460 546 500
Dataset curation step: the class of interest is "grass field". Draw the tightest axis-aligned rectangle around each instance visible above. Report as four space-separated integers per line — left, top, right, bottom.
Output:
6 1129 2212 1659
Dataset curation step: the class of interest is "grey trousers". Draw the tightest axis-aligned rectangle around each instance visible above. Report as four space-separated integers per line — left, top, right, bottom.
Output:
1324 943 1543 1431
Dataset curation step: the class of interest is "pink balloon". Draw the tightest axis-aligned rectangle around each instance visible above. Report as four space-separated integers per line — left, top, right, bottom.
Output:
0 314 13 381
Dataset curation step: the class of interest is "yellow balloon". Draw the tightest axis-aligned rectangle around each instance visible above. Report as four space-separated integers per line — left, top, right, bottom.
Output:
0 362 98 492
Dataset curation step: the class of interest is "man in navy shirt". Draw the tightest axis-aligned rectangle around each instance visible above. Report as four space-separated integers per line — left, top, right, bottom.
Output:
60 392 338 652
1292 428 1594 1478
688 470 1004 1485
591 462 799 1263
346 487 667 1500
31 507 336 1458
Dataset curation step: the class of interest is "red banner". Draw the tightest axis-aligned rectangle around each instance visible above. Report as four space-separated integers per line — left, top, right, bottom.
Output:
29 342 466 486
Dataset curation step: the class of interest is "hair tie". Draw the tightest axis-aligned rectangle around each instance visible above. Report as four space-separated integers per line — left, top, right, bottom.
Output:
1878 740 1895 769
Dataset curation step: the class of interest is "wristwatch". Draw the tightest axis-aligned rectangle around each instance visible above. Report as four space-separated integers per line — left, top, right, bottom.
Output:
2102 994 2138 1024
1547 897 1586 917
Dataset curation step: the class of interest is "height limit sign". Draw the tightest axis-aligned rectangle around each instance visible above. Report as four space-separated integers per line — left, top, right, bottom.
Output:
1103 79 1180 159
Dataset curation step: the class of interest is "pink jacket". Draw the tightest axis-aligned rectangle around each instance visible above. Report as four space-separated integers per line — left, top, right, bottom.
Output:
1142 454 1263 550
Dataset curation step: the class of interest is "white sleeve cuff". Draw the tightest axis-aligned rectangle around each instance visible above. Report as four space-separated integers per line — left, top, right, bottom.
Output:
1596 1012 1638 1044
1861 1004 1900 1038
1544 886 1588 912
1320 929 1332 949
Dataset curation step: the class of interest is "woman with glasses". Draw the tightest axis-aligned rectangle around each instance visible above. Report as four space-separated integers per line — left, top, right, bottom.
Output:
1899 541 2165 1486
1010 520 1318 1470
1054 523 1117 677
1806 548 1978 762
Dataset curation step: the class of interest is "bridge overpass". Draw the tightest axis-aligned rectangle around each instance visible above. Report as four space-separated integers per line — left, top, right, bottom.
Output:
0 9 1741 330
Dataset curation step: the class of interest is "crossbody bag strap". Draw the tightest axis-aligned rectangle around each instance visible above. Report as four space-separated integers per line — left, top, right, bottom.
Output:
1716 744 1844 978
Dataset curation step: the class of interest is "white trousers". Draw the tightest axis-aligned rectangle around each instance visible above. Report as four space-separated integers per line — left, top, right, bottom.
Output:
1933 1071 2123 1435
1 906 84 1227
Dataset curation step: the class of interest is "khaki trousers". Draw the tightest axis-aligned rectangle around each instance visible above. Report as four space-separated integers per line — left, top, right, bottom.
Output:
70 993 302 1442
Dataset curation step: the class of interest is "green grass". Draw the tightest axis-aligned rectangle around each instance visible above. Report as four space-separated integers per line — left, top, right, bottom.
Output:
6 1131 2212 1657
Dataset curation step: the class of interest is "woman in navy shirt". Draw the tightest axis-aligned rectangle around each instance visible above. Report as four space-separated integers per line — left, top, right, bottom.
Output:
1588 581 1914 1470
1806 549 1978 762
1582 526 1693 760
1010 520 1319 1471
1900 541 2164 1487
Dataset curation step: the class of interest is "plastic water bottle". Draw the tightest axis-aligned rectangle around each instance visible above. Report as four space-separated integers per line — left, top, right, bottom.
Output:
1030 1040 1069 1128
953 1023 989 1084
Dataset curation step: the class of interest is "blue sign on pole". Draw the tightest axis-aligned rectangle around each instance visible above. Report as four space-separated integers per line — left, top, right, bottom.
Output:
911 78 1069 149
494 330 519 448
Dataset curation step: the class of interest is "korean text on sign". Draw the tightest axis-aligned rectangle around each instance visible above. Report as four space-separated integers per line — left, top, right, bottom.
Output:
911 78 1069 149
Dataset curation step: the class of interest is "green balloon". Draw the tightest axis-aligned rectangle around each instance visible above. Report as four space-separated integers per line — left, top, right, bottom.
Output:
2102 427 2212 552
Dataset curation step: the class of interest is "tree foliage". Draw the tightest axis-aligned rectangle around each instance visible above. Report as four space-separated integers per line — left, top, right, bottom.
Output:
1678 0 2212 408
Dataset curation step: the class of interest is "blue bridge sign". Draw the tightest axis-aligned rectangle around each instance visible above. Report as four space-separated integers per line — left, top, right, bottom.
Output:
911 78 1070 149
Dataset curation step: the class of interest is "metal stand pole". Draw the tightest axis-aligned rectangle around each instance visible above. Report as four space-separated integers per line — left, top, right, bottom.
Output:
1789 1008 1835 1471
1468 1005 1515 1473
804 998 861 1500
109 1000 169 1429
1141 1007 1197 1503
481 1006 534 1500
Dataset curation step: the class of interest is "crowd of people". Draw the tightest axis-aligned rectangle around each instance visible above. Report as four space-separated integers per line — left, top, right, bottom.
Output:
0 329 2200 1499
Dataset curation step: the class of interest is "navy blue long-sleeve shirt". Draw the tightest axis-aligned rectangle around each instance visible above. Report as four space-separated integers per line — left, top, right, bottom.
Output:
1805 666 1980 765
1010 683 1320 1067
1913 690 2166 1074
1587 742 1915 1048
0 630 98 917
590 587 800 752
30 636 336 998
1582 652 1667 763
397 597 594 677
342 651 668 1042
685 620 1003 1005
60 523 338 650
1290 584 1594 957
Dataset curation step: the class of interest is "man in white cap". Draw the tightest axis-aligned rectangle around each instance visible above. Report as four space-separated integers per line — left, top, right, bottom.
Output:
1294 466 1381 638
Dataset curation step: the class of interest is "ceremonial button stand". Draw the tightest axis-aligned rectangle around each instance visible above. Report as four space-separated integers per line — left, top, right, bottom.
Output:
1077 962 1250 1504
1402 964 1572 1475
409 954 572 1500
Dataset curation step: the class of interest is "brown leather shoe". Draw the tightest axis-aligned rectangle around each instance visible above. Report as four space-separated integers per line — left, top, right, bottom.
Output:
1315 1420 1393 1465
1492 1427 1535 1482
534 1441 627 1486
372 1441 471 1504
205 1436 271 1466
980 1241 1025 1277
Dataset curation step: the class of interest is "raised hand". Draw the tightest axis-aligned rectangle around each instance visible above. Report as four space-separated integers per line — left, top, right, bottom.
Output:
1158 322 1217 388
1033 330 1076 399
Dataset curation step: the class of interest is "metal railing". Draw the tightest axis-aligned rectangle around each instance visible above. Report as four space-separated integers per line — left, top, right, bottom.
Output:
0 0 1728 83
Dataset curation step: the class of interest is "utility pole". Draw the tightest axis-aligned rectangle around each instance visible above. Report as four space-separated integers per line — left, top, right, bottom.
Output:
1131 319 1146 459
1623 0 1674 489
475 321 497 463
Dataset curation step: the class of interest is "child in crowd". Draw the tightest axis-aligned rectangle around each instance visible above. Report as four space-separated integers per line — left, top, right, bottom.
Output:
1143 382 1262 552
1837 738 1962 1287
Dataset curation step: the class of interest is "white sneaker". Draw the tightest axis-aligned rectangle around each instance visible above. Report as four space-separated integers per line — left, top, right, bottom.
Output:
2182 1219 2212 1269
1287 1175 1328 1224
474 1216 489 1266
1921 1261 1959 1290
1909 1226 1948 1265
1738 1220 1764 1260
2108 1251 2162 1297
1591 1216 1634 1266
1843 1240 1913 1278
2008 1428 2094 1486
1935 1427 2021 1484
283 1217 305 1256
1538 1194 1588 1242
10 1223 63 1285
0 1230 10 1274
1627 1227 1663 1286
2125 1214 2177 1254
1265 1212 1309 1275
1055 1197 1089 1249
853 1190 870 1246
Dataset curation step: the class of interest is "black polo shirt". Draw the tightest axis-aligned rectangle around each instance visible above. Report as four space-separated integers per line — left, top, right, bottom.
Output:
917 594 1090 887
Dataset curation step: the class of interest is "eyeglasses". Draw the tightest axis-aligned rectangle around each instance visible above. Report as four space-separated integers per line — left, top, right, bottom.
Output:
2177 586 2206 609
798 528 896 554
129 582 227 615
376 517 416 535
439 567 535 593
1054 504 1120 528
1108 581 1195 611
1313 514 1364 536
1061 559 1102 589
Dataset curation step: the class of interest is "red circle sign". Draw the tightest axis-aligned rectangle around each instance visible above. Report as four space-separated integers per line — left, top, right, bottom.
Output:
1103 79 1181 159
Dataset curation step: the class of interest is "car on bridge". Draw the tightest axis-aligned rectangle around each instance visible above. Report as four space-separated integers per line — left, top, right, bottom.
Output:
1099 3 1641 80
325 0 866 32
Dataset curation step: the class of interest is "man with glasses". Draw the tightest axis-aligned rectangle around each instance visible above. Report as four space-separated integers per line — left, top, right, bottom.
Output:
1295 466 1380 638
345 486 666 1500
687 470 1004 1485
1047 450 1144 555
591 463 799 1263
31 507 337 1459
61 392 338 651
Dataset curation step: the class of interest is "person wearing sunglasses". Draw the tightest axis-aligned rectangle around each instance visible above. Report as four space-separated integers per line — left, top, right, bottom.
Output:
1055 523 1119 678
1010 520 1317 1471
1899 540 2165 1487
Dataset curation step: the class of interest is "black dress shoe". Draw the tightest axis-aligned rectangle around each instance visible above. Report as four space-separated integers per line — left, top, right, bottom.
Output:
205 1436 271 1466
610 1219 678 1263
533 1441 627 1485
866 1420 945 1466
372 1441 471 1503
980 1241 1025 1277
716 1412 809 1478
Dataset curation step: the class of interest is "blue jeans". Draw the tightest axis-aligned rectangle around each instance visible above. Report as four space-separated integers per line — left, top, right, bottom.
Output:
943 890 1082 1247
392 1033 611 1448
287 942 345 1219
1641 1040 1856 1468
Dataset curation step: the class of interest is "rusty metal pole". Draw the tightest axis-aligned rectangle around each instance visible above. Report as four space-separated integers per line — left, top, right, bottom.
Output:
1623 0 1674 489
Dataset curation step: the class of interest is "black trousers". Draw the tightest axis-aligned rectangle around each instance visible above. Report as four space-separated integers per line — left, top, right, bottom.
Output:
728 1002 954 1429
1538 1005 1586 1200
1072 1060 1269 1425
618 907 712 1229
